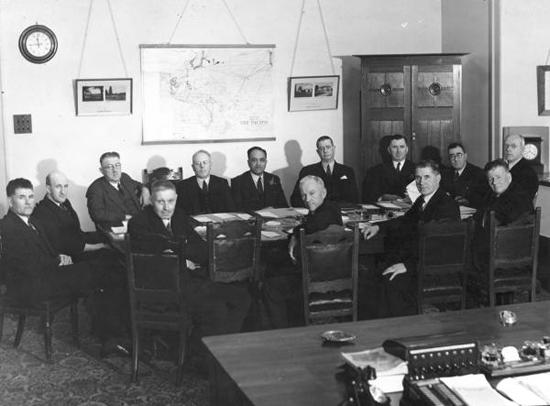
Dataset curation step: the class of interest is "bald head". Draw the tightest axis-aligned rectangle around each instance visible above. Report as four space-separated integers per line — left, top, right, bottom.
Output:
46 171 69 204
504 134 525 165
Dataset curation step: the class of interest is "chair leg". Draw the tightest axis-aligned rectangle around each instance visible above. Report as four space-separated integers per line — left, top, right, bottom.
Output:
70 302 80 348
0 312 4 343
176 329 188 386
131 329 140 383
14 314 26 348
44 313 53 362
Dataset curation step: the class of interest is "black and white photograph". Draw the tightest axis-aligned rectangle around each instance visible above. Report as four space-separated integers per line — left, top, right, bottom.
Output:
288 75 339 111
74 78 132 116
294 83 313 97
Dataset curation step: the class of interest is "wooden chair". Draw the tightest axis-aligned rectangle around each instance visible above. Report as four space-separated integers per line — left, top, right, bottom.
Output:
299 224 359 325
0 233 79 362
206 219 262 283
416 221 470 313
142 167 183 185
483 207 541 307
125 235 189 385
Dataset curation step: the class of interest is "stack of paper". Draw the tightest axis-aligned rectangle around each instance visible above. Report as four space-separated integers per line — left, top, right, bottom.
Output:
341 347 408 393
496 372 550 405
440 374 517 406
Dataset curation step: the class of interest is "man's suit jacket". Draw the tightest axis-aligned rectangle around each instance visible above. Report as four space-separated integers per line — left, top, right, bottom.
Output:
380 187 460 271
301 200 343 235
441 162 489 208
32 197 102 258
128 206 207 266
86 173 142 228
176 175 235 215
510 158 539 201
0 211 60 302
362 160 416 203
231 171 288 211
290 162 358 207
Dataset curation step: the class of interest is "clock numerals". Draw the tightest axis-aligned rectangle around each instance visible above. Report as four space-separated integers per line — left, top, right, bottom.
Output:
19 25 57 64
523 144 538 161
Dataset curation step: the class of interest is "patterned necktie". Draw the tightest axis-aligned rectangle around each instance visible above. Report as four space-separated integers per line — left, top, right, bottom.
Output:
326 164 332 177
257 177 264 195
28 220 38 233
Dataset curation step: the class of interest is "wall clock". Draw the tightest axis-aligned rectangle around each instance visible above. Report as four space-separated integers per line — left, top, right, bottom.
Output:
523 136 544 174
18 24 58 64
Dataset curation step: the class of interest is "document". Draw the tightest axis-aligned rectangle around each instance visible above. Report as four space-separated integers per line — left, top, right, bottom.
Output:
440 374 517 406
496 372 550 406
213 212 235 220
261 230 281 239
236 213 252 220
406 180 421 204
361 204 380 210
193 215 214 223
376 202 402 210
256 210 279 218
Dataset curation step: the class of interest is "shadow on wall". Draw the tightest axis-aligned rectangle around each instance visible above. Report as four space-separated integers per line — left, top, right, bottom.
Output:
34 159 92 231
210 151 228 179
272 140 303 202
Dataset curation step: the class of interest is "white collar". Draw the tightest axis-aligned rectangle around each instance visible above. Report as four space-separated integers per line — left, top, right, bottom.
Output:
16 213 30 225
392 159 405 169
421 189 438 206
456 166 466 176
322 161 335 172
109 180 119 189
196 176 210 187
161 218 171 227
250 172 263 183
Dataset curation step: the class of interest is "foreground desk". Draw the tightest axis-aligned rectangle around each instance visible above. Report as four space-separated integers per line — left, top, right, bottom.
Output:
204 301 550 406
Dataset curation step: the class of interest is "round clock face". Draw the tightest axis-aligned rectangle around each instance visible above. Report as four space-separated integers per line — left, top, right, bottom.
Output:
523 143 538 160
18 25 58 64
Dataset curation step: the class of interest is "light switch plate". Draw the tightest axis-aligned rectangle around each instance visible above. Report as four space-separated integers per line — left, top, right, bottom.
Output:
13 114 32 134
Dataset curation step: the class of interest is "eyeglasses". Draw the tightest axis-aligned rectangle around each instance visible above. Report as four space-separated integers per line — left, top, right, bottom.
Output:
449 153 464 160
102 163 121 171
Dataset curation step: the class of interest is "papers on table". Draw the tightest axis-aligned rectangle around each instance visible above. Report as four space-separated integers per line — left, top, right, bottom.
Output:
255 207 307 218
406 180 421 203
341 347 408 393
440 374 517 406
460 205 477 219
261 230 283 239
496 372 550 406
376 201 402 210
192 212 252 223
361 204 379 210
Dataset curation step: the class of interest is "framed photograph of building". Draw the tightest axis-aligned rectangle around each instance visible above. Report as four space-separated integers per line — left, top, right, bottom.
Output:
287 75 339 112
537 66 550 116
74 78 132 116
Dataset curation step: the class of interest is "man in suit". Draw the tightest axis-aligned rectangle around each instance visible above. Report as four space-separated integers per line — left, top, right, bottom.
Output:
441 142 488 208
32 171 128 347
0 178 104 306
86 151 150 229
504 134 539 201
32 171 106 260
290 136 358 207
362 134 416 203
231 146 288 211
129 180 251 352
176 150 235 214
361 160 460 317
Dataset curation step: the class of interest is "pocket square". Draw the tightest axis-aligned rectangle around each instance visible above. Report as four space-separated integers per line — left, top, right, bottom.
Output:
340 175 348 180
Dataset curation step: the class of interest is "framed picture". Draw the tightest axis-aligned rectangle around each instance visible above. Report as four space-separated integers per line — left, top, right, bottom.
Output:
74 78 132 116
537 66 550 115
288 75 339 112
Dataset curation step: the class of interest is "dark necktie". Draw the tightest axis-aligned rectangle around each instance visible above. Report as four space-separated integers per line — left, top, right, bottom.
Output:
202 181 208 193
117 183 124 196
28 220 39 233
326 165 332 177
453 170 460 182
166 221 173 235
396 162 401 173
417 195 425 211
257 177 264 195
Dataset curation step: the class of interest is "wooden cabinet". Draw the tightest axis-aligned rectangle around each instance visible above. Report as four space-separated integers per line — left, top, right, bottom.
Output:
355 54 465 174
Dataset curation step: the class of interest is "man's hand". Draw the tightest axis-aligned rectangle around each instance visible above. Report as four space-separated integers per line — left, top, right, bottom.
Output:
382 263 407 281
359 223 380 240
186 260 200 270
140 186 151 207
58 254 73 266
84 242 108 252
288 235 298 264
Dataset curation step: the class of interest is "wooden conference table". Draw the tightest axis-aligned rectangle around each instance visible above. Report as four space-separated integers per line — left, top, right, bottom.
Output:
204 301 550 406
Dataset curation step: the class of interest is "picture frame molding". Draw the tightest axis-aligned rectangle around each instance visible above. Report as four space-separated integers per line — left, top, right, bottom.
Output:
74 78 133 116
287 75 340 112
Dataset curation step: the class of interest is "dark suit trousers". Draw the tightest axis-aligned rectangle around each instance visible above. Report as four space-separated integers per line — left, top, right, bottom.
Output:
43 261 100 302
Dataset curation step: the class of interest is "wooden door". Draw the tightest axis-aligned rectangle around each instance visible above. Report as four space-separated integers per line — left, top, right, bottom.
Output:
360 61 411 174
411 64 461 162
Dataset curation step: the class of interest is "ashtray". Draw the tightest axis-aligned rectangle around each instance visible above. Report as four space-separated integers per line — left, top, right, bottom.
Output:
321 330 356 343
